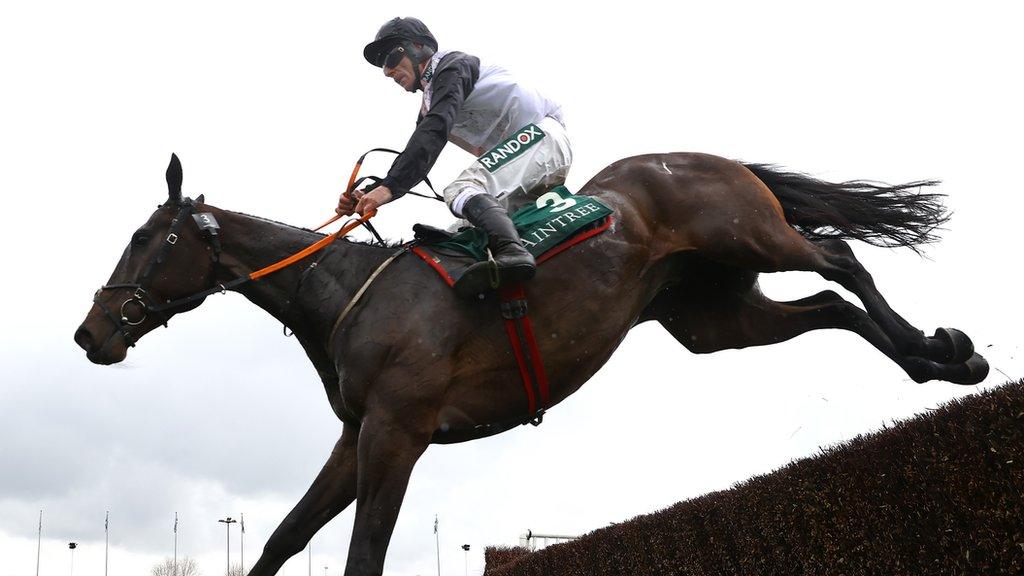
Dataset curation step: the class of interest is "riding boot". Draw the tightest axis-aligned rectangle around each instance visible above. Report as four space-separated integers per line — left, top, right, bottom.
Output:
454 194 536 297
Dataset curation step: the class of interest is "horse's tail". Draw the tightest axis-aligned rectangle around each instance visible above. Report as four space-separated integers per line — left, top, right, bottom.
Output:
743 163 950 251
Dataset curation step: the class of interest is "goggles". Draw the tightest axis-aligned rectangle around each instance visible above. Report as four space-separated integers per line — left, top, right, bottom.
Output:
382 45 407 70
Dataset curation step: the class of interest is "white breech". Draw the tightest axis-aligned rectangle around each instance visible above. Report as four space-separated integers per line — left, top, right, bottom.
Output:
444 116 573 217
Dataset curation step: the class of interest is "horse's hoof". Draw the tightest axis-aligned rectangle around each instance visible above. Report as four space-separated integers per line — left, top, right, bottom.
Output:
933 327 974 364
905 356 934 384
950 352 989 386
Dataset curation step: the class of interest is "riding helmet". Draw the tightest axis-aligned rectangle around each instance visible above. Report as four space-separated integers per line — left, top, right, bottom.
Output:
363 17 438 67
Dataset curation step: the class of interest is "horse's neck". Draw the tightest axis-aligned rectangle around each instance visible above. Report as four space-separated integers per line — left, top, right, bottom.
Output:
211 207 388 345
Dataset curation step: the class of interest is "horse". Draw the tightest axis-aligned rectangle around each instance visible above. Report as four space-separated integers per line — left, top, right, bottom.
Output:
74 153 988 576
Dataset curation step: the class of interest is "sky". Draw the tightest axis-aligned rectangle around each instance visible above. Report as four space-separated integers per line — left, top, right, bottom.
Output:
1 2 1022 576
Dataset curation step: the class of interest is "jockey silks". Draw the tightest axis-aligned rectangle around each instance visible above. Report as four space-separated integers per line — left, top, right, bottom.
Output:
380 50 566 200
444 116 572 217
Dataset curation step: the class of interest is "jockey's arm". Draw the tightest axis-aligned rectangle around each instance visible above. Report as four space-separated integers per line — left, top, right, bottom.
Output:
342 55 478 216
377 56 478 199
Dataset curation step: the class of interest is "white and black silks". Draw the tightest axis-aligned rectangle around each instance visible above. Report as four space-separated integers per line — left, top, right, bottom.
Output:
379 50 568 204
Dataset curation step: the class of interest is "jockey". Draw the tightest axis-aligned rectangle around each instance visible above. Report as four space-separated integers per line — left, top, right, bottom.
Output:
338 16 573 294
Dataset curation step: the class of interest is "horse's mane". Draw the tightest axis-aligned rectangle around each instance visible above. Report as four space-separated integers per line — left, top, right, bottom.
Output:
340 236 407 249
230 209 406 249
230 210 324 236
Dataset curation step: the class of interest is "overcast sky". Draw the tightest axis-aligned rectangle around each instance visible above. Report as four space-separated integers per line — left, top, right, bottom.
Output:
2 2 1022 576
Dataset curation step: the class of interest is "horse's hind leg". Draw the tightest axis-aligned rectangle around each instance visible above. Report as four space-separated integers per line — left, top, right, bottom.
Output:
809 238 976 363
727 233 985 384
649 279 985 384
249 423 359 576
639 158 985 383
649 275 894 355
648 282 861 352
665 170 983 381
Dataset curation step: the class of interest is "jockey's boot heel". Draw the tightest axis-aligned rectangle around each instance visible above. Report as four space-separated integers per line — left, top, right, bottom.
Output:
454 194 536 298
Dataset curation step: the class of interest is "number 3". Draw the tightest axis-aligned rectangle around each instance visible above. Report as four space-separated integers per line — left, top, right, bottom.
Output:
535 191 577 212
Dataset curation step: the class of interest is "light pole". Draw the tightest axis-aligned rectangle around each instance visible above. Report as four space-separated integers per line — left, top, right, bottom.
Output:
433 515 440 576
218 517 237 575
36 510 42 576
68 542 77 576
461 544 470 576
174 512 179 576
105 511 110 576
323 565 328 576
240 513 245 575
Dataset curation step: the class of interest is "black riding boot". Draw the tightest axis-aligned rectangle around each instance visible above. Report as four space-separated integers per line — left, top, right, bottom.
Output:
454 194 536 297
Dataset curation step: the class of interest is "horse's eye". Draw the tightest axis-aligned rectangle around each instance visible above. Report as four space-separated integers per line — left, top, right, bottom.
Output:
133 233 150 246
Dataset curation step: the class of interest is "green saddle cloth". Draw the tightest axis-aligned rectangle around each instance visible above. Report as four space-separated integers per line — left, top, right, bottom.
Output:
434 186 613 261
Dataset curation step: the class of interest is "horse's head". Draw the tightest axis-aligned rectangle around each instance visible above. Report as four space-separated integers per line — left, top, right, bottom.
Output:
75 154 221 364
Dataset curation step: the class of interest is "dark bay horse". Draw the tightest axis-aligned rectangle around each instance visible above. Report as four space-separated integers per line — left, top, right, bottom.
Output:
74 153 988 576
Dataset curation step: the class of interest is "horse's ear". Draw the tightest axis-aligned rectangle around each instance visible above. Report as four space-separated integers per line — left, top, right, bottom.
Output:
196 194 205 204
166 153 183 205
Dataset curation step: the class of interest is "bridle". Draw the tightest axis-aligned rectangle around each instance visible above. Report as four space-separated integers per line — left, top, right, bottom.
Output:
90 148 434 354
91 196 378 353
92 198 219 350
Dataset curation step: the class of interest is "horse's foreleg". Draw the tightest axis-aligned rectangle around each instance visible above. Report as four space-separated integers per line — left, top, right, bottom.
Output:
249 423 359 576
344 409 432 576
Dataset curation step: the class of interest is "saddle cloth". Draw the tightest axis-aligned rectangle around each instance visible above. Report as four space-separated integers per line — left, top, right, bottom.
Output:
411 186 613 287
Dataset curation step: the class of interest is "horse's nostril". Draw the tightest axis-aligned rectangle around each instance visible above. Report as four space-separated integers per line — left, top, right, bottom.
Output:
74 326 94 352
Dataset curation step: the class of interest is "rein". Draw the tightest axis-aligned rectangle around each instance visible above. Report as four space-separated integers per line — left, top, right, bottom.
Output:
93 147 438 350
311 147 442 236
94 197 376 350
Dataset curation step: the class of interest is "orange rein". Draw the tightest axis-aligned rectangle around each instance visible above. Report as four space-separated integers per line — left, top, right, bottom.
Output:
249 210 376 281
250 145 399 280
311 151 375 233
251 155 374 281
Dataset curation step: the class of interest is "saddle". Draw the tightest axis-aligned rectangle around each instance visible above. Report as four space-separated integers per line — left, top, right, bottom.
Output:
410 186 613 291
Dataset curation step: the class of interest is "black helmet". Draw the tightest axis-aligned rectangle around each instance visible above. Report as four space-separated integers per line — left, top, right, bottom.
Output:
363 17 438 67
